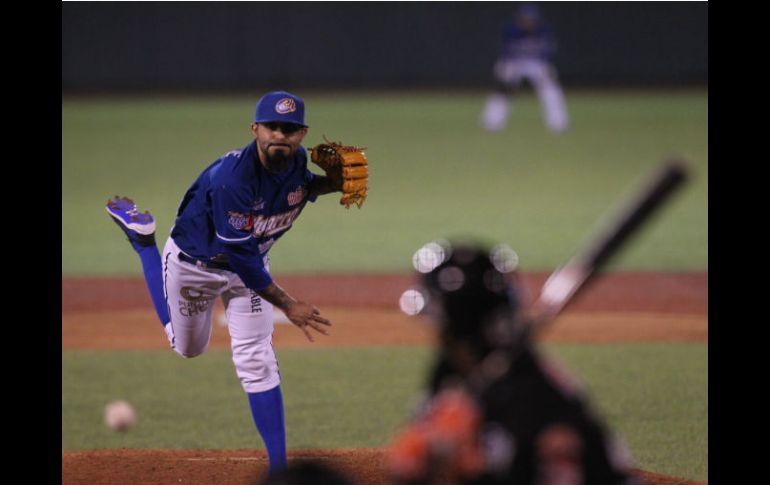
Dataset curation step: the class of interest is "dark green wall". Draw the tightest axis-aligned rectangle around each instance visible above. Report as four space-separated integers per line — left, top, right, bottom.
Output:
62 2 707 91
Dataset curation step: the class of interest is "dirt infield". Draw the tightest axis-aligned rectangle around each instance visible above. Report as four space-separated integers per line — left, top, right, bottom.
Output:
61 272 707 485
62 449 705 485
62 272 707 349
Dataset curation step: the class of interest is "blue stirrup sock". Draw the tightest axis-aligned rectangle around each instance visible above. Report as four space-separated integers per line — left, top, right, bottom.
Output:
248 385 288 473
134 243 171 327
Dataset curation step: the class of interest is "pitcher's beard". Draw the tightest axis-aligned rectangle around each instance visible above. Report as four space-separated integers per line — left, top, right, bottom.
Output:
264 147 291 173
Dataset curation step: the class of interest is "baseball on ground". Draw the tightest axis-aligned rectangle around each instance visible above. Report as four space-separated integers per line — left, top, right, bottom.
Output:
104 400 137 432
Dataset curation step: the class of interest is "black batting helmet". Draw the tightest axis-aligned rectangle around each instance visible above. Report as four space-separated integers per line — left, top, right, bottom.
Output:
404 240 525 357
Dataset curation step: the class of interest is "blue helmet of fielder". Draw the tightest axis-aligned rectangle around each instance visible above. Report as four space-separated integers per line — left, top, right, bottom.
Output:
516 3 543 22
402 240 525 357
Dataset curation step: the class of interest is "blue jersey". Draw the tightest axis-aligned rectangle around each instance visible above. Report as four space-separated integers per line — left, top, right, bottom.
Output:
170 140 317 290
499 22 556 62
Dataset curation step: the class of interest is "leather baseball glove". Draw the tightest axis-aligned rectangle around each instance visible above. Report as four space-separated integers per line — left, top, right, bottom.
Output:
309 137 369 209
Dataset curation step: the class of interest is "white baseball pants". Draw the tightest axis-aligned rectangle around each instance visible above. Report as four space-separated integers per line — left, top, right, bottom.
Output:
482 58 569 133
161 237 280 393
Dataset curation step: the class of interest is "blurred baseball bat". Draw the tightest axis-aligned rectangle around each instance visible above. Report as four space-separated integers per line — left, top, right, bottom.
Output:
529 159 689 329
465 159 692 391
393 161 691 479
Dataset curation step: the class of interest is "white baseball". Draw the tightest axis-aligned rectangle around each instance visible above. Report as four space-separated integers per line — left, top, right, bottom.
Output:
104 400 137 432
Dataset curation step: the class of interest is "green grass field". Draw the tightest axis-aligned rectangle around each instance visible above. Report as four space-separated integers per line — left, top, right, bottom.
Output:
62 90 707 275
62 344 707 480
62 91 708 480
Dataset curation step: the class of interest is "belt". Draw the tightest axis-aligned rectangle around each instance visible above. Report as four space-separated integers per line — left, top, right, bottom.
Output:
178 252 232 271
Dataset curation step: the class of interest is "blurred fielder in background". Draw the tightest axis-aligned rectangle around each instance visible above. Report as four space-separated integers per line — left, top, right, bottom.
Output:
105 90 368 475
480 3 570 133
388 241 641 485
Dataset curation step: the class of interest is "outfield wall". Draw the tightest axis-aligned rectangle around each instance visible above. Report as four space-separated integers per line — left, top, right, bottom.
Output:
62 2 707 92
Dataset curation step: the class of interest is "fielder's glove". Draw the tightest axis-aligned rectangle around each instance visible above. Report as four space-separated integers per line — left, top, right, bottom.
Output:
309 137 369 209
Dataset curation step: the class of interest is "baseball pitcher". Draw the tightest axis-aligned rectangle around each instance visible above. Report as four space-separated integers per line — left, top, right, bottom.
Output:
105 90 368 474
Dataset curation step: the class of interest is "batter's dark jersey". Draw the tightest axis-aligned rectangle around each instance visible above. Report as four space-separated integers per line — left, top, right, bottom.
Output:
428 348 636 485
170 140 317 290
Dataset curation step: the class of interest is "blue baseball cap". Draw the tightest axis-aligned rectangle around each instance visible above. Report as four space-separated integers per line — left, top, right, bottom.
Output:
254 90 307 127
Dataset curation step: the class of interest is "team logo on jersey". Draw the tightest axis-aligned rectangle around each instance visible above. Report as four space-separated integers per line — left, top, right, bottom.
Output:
251 206 303 238
287 186 307 206
275 98 297 114
227 211 254 231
